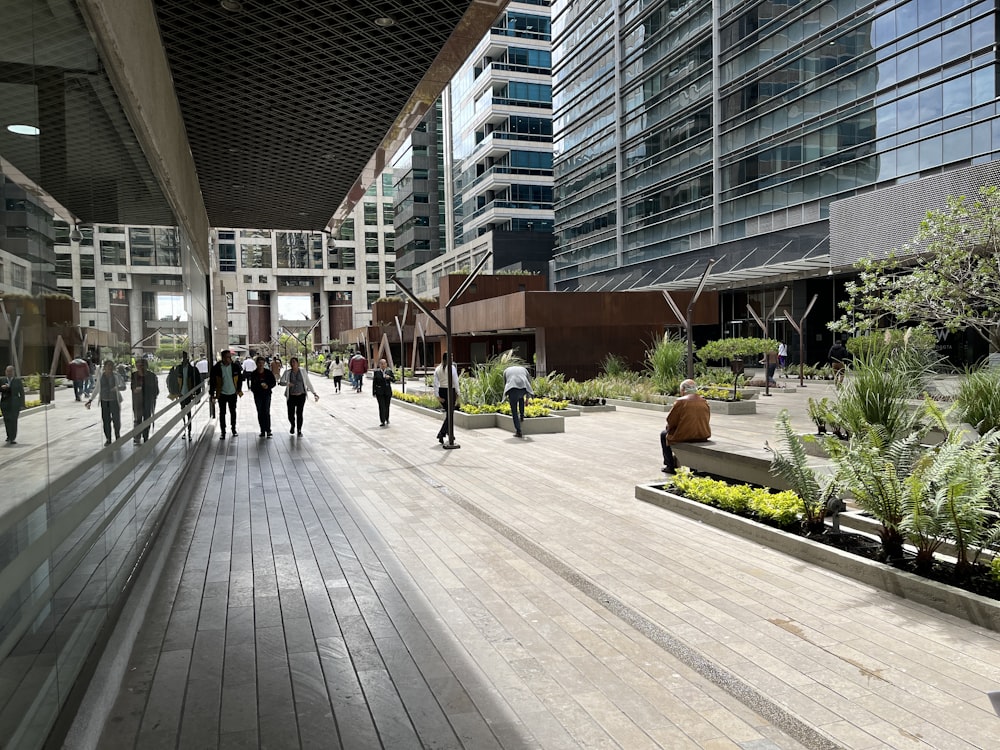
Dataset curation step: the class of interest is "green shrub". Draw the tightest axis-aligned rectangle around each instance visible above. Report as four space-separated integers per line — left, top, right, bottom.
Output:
531 371 565 398
645 333 686 394
665 469 802 525
601 353 630 378
990 556 1000 584
392 390 441 409
954 367 1000 432
696 337 779 363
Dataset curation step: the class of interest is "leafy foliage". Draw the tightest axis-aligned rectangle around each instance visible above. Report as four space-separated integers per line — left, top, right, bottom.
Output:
696 337 779 363
645 333 686 394
954 366 1000 433
898 431 1000 573
832 185 1000 349
833 424 925 559
768 410 839 531
600 353 630 378
459 349 524 406
392 390 442 409
664 468 802 527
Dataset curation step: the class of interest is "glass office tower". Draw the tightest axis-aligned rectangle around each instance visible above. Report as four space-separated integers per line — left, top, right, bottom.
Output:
551 0 1000 291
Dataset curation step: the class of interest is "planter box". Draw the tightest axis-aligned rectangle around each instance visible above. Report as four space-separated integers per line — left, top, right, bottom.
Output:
707 399 756 415
572 403 616 413
605 397 673 412
454 411 497 430
635 483 1000 633
551 408 581 417
495 413 564 435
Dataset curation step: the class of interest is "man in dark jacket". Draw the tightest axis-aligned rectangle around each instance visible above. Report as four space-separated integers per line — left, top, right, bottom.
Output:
168 351 203 440
209 350 243 438
1 365 25 444
130 358 160 444
247 356 277 437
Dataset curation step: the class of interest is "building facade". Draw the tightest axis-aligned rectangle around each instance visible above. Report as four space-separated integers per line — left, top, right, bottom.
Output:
550 0 1000 304
403 0 557 298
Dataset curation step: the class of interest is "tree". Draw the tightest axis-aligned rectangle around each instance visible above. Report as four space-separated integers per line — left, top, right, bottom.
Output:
832 186 1000 351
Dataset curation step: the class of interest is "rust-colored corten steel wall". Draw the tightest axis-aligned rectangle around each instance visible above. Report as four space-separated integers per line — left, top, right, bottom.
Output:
418 290 718 379
437 274 547 305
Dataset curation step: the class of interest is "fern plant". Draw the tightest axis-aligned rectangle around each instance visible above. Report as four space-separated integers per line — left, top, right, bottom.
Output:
832 425 925 560
768 410 839 533
899 431 1000 574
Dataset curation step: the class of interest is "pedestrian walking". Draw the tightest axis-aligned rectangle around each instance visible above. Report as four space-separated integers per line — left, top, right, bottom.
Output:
248 356 276 437
348 349 368 392
167 351 202 440
502 362 533 438
372 358 395 426
130 358 159 444
330 356 344 393
434 353 460 446
280 357 318 436
1 365 24 445
209 350 243 439
86 360 125 445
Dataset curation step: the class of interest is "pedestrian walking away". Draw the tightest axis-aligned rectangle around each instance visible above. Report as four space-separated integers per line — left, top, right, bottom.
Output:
280 357 318 436
130 358 159 444
86 360 125 445
68 356 89 401
1 365 25 445
372 357 395 426
330 356 344 392
503 362 533 438
209 349 243 438
248 356 276 437
434 353 460 446
348 349 368 392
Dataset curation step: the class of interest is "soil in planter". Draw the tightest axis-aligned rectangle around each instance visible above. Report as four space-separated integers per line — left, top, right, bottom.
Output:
673 479 1000 602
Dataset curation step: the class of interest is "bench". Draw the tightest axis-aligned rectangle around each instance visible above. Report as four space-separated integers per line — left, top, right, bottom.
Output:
670 437 833 490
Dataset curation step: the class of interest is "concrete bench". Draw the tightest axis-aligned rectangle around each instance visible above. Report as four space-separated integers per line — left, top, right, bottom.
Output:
670 438 833 490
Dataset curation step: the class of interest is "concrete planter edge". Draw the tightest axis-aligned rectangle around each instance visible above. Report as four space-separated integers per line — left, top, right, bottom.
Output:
634 482 1000 633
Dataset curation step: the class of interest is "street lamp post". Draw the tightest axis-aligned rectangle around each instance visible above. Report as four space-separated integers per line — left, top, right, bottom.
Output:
391 251 493 449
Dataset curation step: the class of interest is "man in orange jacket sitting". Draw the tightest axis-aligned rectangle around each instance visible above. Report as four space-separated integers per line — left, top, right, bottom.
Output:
660 378 711 474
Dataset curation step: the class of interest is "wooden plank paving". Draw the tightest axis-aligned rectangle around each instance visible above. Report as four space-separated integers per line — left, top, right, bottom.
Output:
96 377 1000 749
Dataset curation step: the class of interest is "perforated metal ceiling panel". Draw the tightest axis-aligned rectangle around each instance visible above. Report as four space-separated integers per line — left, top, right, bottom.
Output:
153 0 501 231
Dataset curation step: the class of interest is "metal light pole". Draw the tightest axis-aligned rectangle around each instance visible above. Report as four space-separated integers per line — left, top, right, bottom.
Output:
391 250 493 449
394 299 410 392
747 286 787 397
661 259 717 380
783 294 819 388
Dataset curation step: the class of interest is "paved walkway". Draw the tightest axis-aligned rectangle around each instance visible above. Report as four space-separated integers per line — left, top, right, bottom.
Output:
94 375 1000 749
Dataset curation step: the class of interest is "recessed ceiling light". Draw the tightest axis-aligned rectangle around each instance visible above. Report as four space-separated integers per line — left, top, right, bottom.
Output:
374 15 396 27
220 0 243 12
7 124 40 136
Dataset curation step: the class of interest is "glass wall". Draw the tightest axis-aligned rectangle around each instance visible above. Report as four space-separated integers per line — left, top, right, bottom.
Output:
0 1 212 746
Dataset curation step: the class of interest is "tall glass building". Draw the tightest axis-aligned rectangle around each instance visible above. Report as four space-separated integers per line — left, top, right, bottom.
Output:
551 0 1000 304
404 0 557 297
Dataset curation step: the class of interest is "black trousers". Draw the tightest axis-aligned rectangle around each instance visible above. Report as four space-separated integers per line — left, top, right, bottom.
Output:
1 405 19 441
254 393 272 433
287 393 306 431
133 400 155 440
436 387 454 440
376 393 391 424
101 399 121 441
217 393 238 432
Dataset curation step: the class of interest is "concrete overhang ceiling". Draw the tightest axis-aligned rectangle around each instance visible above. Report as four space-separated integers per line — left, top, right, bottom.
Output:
153 0 505 231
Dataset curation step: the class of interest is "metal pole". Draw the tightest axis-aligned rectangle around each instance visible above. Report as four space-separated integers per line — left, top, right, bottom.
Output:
444 306 456 447
685 259 716 379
